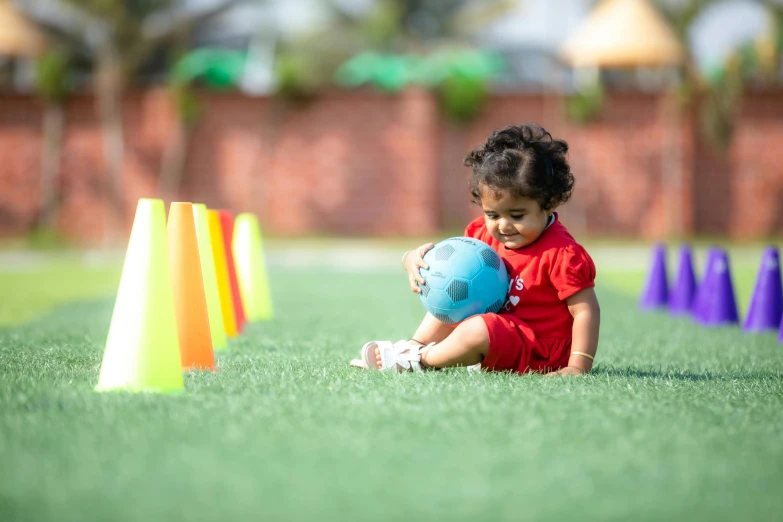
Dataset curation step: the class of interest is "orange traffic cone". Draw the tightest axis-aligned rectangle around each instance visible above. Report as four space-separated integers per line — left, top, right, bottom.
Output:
219 210 247 333
168 202 215 370
208 209 238 338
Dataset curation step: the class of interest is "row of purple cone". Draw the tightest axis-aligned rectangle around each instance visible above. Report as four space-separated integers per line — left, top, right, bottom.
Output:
639 244 783 340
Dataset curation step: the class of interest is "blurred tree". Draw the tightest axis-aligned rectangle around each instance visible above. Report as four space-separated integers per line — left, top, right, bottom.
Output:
159 47 247 201
34 48 71 234
0 1 55 240
565 80 604 124
655 0 783 150
653 0 730 148
61 0 176 239
759 0 783 81
21 0 241 241
347 0 517 48
157 79 200 202
274 0 512 84
295 0 512 120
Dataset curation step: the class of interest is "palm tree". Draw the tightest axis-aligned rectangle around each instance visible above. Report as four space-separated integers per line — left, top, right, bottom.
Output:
0 1 65 235
34 48 70 233
19 0 241 242
655 0 783 150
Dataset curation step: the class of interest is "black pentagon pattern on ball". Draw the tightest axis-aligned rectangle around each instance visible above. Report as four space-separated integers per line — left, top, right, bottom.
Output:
419 279 430 297
446 279 469 302
434 312 456 325
485 298 504 314
479 248 500 270
434 244 456 261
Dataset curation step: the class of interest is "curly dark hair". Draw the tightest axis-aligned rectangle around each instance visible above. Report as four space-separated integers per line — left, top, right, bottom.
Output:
464 123 575 211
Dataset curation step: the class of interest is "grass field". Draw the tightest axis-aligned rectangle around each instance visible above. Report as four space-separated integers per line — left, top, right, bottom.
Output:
1 245 782 521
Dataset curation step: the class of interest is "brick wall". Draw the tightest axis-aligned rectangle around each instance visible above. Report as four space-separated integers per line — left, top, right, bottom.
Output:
0 95 42 232
436 92 696 239
728 90 783 238
181 87 440 237
0 87 781 245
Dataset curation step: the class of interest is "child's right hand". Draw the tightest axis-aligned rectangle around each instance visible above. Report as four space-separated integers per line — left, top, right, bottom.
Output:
403 243 434 294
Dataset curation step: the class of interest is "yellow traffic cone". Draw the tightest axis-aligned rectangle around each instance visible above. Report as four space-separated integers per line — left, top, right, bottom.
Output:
208 209 238 337
95 199 184 393
233 213 274 321
193 204 227 351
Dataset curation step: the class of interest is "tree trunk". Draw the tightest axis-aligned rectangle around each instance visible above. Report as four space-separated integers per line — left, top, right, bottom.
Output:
38 102 64 231
158 118 191 202
246 98 287 214
96 40 126 245
661 70 684 238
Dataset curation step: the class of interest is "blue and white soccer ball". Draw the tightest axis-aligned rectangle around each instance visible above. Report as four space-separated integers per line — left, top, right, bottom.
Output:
417 237 509 325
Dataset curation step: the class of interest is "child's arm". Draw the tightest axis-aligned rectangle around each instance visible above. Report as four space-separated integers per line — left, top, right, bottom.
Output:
549 287 600 376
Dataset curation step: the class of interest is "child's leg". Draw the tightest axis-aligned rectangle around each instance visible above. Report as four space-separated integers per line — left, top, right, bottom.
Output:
373 316 489 369
409 312 454 345
419 316 489 367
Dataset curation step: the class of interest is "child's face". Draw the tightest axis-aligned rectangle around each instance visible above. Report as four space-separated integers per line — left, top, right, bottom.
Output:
480 186 554 249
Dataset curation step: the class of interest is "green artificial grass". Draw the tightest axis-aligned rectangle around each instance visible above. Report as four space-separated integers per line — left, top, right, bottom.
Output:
0 259 121 327
1 262 782 521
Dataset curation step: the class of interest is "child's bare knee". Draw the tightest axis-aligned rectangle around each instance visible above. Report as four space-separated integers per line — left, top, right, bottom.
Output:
455 316 489 347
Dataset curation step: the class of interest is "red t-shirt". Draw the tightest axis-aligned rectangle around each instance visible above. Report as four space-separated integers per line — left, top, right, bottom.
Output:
464 213 596 340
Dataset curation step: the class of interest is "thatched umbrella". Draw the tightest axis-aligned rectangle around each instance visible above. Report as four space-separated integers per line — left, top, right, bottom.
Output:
561 0 684 68
0 1 47 57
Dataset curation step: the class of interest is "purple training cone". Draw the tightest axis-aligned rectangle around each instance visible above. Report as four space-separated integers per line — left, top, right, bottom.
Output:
640 242 669 311
779 316 783 343
700 248 739 327
691 247 720 324
743 246 782 333
669 244 697 316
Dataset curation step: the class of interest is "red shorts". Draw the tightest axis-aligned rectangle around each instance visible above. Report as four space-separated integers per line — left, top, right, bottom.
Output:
478 313 571 374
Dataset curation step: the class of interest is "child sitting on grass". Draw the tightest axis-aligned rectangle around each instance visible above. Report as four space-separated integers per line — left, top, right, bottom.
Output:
354 123 600 376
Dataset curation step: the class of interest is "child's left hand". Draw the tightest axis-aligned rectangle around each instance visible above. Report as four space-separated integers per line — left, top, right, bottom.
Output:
546 366 585 377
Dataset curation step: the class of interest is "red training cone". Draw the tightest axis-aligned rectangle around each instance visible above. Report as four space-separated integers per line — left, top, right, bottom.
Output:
219 210 246 333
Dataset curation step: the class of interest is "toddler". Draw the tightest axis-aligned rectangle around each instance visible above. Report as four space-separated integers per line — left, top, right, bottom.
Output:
355 123 600 376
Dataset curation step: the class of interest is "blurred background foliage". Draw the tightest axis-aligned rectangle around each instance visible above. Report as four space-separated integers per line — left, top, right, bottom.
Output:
12 0 783 132
1 0 782 245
